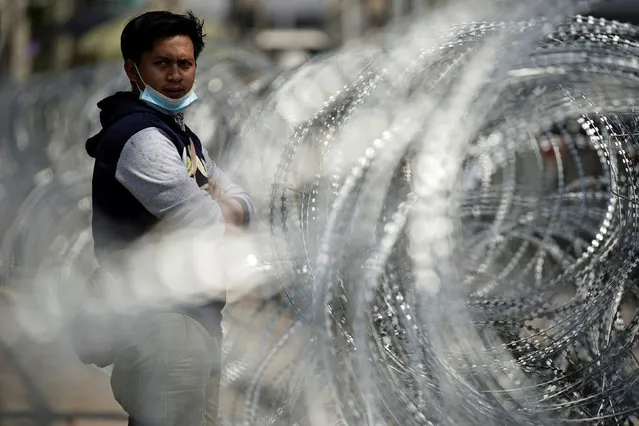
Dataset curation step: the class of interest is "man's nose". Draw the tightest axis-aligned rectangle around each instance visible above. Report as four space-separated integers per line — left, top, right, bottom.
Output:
167 65 183 82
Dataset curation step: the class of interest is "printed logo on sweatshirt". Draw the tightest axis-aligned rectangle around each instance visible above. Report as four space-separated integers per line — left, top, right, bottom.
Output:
183 147 209 189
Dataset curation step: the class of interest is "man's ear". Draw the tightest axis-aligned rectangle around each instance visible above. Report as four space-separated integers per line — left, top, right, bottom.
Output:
123 60 138 86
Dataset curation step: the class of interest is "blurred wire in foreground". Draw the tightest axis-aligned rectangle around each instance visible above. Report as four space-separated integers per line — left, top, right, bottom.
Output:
8 1 639 424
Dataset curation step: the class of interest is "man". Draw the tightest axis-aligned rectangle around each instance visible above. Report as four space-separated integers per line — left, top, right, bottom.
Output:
81 10 253 426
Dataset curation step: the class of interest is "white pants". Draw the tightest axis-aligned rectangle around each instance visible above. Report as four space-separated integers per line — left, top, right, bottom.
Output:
110 312 222 426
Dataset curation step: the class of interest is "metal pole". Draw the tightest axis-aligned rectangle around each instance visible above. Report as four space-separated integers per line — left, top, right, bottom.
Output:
413 0 427 15
341 0 364 42
51 0 76 71
148 0 183 11
391 0 408 21
0 0 9 69
7 0 31 82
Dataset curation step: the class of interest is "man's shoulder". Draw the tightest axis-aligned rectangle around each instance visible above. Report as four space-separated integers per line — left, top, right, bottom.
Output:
91 113 169 164
105 111 166 139
104 113 175 149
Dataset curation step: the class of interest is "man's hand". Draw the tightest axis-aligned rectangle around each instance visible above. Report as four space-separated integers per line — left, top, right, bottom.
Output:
208 179 244 230
208 180 223 201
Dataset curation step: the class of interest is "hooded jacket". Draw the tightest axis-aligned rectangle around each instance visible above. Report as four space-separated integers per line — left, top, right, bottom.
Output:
88 92 207 253
86 91 254 336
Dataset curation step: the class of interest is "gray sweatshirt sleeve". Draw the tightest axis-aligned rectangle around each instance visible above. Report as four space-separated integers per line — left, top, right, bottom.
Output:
115 127 226 236
202 147 256 226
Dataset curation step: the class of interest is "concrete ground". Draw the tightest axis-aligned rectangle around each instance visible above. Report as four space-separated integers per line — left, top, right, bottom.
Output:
0 279 636 425
0 294 314 426
0 298 125 426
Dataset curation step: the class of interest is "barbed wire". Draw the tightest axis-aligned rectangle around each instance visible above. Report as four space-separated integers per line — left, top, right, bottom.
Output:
6 2 639 425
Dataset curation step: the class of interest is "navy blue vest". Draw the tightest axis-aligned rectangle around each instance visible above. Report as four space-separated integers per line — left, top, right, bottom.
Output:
87 91 223 336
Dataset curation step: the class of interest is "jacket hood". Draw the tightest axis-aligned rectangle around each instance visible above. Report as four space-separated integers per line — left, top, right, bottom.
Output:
86 91 152 158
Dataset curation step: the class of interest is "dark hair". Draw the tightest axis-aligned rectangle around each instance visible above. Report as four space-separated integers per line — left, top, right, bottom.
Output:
121 10 206 64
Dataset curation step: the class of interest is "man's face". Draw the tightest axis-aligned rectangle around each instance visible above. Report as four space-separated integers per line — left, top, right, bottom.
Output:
125 35 197 99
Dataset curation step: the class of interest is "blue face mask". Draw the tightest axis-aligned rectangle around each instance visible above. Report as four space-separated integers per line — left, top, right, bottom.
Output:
134 64 198 115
